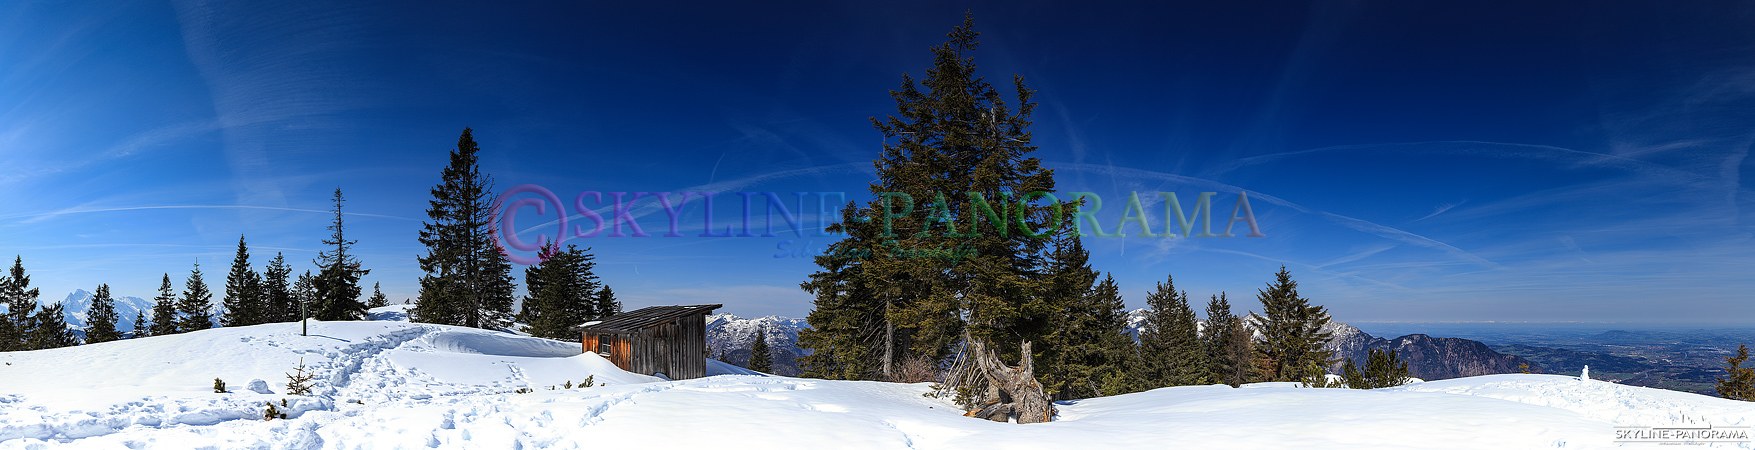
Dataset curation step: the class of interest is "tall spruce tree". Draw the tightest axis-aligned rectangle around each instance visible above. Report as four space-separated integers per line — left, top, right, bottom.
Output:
1136 275 1209 388
749 328 773 373
27 303 77 349
520 245 603 340
314 188 370 321
85 284 122 343
1201 293 1243 387
222 235 264 327
412 128 517 329
799 15 1058 383
0 256 42 351
1255 266 1334 382
366 282 389 309
1046 273 1139 399
176 261 214 332
798 202 887 380
262 253 293 322
148 274 179 336
1039 219 1136 399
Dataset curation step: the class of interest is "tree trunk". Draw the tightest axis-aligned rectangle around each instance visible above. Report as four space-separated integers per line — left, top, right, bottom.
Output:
961 337 1056 424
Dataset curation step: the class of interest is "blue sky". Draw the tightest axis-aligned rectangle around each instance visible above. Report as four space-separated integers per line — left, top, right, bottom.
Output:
3 1 1753 324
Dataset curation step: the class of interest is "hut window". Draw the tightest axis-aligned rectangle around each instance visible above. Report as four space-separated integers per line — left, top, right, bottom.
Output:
598 338 612 357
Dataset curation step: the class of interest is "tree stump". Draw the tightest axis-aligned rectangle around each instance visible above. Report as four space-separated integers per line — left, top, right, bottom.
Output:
960 338 1056 424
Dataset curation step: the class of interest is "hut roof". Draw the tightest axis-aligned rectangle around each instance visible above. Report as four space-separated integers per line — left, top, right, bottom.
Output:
579 304 722 332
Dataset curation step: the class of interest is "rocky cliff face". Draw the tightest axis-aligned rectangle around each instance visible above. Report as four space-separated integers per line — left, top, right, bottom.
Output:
1335 333 1538 380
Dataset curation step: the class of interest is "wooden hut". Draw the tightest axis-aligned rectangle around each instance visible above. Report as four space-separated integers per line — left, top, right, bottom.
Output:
579 304 721 380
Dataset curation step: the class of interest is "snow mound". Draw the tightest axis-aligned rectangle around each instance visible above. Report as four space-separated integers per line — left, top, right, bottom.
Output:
706 358 766 377
422 331 579 358
366 304 411 322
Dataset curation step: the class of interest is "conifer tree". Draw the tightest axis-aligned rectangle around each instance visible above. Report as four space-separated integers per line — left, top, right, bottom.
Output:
27 303 78 349
1221 316 1256 387
1037 215 1095 397
131 311 147 338
85 284 122 343
0 256 42 351
591 286 619 319
1038 218 1136 399
1718 344 1755 401
292 271 315 321
366 282 389 309
262 253 294 323
798 202 886 380
412 128 517 329
148 274 179 336
176 261 215 333
800 15 1058 384
1255 266 1334 382
223 235 264 327
749 328 773 373
1201 293 1242 387
1048 274 1139 399
1136 274 1209 387
314 188 370 321
1341 348 1411 389
520 245 604 339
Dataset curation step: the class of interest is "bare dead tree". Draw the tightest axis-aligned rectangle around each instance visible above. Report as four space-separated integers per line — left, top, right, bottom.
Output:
959 336 1056 424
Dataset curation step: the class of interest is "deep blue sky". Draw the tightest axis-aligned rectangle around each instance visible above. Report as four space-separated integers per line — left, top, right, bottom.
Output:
4 1 1753 323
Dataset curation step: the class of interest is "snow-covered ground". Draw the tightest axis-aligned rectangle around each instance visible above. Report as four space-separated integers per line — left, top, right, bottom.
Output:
0 305 1747 449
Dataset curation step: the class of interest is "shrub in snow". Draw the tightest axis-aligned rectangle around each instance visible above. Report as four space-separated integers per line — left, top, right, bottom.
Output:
263 401 286 420
213 378 227 393
582 375 594 387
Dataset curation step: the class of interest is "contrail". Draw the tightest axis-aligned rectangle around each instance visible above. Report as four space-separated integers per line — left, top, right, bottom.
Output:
6 205 420 223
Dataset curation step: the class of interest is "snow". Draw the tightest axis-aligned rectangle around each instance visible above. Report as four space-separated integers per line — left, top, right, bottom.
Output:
0 309 1748 449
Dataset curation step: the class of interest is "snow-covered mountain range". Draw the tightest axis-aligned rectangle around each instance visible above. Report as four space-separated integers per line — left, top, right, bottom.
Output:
57 289 157 332
705 313 811 376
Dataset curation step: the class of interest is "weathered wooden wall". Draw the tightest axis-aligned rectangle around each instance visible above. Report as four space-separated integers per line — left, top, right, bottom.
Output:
581 312 710 379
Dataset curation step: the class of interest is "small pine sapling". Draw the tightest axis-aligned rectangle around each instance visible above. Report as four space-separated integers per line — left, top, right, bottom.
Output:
582 375 594 387
1299 360 1341 388
213 378 227 393
285 358 315 396
563 380 573 389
